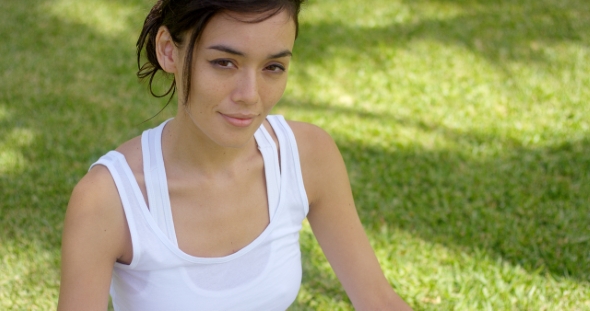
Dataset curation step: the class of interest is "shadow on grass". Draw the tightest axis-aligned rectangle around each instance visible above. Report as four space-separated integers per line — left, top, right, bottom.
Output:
284 102 590 308
288 0 590 287
350 130 590 280
280 97 590 283
1 0 589 308
297 0 589 71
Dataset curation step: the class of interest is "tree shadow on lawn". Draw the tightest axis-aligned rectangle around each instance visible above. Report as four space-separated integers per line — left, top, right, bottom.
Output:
283 98 590 308
278 96 590 285
298 0 589 71
289 0 590 290
347 135 589 280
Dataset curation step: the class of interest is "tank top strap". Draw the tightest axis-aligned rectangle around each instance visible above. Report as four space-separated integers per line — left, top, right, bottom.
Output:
141 119 178 246
254 122 282 220
265 115 309 216
89 151 145 268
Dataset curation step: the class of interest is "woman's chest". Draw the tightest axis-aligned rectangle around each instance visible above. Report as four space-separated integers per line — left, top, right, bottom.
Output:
166 169 271 258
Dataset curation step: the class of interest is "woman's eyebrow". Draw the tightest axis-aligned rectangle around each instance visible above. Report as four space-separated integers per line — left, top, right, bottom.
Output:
208 44 244 56
207 44 292 59
269 50 292 59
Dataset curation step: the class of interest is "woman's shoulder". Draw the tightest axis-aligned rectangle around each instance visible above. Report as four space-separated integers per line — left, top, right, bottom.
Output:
71 164 121 214
286 120 339 159
63 149 133 272
285 120 345 203
70 134 142 213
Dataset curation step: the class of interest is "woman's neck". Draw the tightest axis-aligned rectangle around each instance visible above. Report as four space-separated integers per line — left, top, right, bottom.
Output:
161 114 259 178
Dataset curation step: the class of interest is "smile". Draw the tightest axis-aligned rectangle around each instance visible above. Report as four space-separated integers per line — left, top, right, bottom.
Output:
219 113 257 127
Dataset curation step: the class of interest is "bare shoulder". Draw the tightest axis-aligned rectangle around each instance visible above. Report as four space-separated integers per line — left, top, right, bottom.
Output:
64 156 131 264
70 131 140 213
67 134 143 256
67 164 124 233
71 165 117 208
67 134 141 216
286 120 340 158
267 119 340 166
286 120 346 205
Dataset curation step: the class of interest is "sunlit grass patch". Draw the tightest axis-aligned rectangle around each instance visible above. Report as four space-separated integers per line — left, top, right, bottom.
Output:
45 0 144 37
295 220 590 310
0 105 9 121
0 241 61 310
370 227 590 310
0 128 36 174
0 150 26 174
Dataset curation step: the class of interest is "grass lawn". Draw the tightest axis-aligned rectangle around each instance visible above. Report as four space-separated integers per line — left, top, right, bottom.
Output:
1 0 589 310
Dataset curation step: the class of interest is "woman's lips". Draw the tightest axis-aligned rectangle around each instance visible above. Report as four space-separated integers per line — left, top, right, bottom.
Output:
220 113 256 127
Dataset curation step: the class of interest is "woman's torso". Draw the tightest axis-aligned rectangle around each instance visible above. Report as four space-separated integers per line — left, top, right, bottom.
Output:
91 115 309 310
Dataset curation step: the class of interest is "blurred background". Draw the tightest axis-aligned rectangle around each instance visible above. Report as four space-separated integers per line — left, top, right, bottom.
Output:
1 0 589 309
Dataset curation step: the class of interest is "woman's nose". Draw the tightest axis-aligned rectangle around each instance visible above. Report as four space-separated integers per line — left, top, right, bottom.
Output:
231 71 260 105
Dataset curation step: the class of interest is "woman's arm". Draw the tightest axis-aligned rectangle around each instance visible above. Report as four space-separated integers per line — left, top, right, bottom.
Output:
58 165 130 311
291 121 412 311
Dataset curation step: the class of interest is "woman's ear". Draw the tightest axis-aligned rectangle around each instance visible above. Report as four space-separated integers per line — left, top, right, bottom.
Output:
155 26 178 73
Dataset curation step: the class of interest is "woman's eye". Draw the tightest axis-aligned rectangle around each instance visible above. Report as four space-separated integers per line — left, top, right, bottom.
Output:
210 59 235 68
265 64 286 73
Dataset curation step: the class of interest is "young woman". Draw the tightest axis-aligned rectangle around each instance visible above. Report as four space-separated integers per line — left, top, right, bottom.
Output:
58 0 412 310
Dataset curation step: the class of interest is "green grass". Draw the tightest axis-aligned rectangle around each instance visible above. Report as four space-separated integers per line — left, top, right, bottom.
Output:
1 0 590 310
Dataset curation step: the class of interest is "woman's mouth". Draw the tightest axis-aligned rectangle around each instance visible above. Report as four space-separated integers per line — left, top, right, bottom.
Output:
220 113 256 127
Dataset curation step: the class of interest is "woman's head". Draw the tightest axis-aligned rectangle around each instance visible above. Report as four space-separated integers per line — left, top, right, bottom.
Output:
137 0 304 105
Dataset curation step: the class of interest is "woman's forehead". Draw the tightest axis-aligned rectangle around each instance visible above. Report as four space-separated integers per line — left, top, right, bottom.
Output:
198 10 296 55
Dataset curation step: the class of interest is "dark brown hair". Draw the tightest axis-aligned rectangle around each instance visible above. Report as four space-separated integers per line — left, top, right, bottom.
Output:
136 0 304 106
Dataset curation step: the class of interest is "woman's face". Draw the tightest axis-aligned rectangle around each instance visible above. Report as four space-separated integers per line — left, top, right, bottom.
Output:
176 10 296 148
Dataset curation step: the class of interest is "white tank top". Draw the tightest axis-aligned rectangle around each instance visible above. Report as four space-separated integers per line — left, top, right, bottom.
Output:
90 115 309 311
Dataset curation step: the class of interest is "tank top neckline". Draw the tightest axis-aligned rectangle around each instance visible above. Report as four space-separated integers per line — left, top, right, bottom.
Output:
117 117 284 264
